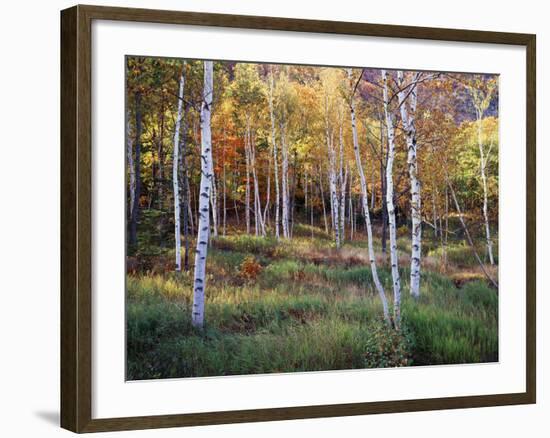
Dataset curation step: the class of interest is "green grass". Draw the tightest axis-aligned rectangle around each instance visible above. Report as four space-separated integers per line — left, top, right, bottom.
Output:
127 232 498 380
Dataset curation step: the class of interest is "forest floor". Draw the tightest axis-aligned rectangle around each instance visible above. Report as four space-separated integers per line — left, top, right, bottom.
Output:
126 223 498 380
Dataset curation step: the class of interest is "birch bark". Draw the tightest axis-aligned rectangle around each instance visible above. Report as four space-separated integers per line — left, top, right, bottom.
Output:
172 65 185 271
192 61 214 328
468 81 496 265
348 69 390 323
244 121 251 234
126 111 136 227
477 110 494 265
382 70 402 326
325 94 340 248
210 171 218 238
250 130 266 236
280 122 290 238
268 69 281 239
129 91 142 249
397 71 422 298
339 165 348 243
319 168 329 234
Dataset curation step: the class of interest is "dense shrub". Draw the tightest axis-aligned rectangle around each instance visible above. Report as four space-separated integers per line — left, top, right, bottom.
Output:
238 256 263 282
363 322 414 368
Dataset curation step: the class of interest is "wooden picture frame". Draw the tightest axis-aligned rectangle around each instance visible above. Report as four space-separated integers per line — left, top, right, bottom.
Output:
60 4 536 433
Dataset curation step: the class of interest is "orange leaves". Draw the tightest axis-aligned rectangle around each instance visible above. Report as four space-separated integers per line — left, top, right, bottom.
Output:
238 256 263 282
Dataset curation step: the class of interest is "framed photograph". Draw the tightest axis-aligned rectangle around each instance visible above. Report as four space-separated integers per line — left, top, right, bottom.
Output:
60 4 536 433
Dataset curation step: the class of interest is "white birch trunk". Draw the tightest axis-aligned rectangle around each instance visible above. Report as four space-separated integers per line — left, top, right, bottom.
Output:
382 69 402 326
348 69 390 323
172 66 185 271
126 111 136 223
263 152 271 227
327 140 340 248
325 95 340 248
397 71 421 298
280 122 290 238
304 171 308 228
250 130 266 236
339 165 349 243
319 168 329 234
349 173 355 241
244 122 251 234
192 61 214 329
338 113 347 242
222 139 227 236
268 70 281 239
310 174 315 238
210 169 218 238
476 109 495 265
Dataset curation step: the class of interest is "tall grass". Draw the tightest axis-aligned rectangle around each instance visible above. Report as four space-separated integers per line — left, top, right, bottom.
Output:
127 233 498 379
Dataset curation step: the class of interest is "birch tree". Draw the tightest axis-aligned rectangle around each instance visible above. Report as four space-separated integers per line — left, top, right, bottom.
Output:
192 61 214 329
129 90 142 249
397 71 422 298
323 91 340 248
466 77 497 265
172 63 185 271
280 121 291 238
348 68 390 324
268 67 281 239
382 69 402 327
338 112 348 243
126 111 136 227
247 125 266 236
210 172 219 238
178 108 191 271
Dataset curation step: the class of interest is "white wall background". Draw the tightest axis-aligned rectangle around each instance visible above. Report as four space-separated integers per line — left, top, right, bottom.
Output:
0 0 545 437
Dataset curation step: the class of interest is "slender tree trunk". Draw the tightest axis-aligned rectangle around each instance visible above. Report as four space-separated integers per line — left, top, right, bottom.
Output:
177 100 191 271
325 95 340 248
349 69 391 324
327 141 340 248
476 110 495 265
263 150 271 228
126 111 136 232
268 69 280 239
233 152 240 226
172 65 185 271
319 168 329 234
447 179 498 289
192 61 214 329
339 166 348 244
280 122 290 238
223 146 227 236
222 132 227 236
397 71 421 298
129 91 142 249
338 114 346 243
443 185 449 270
310 175 315 238
382 70 402 327
349 173 355 241
380 119 388 254
157 97 166 210
244 122 251 234
304 170 308 228
210 171 218 238
432 188 438 240
370 158 376 210
250 129 266 236
188 183 195 234
289 150 298 237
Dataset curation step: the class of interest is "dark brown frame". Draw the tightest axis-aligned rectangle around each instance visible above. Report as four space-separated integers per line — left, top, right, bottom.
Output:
61 4 536 433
